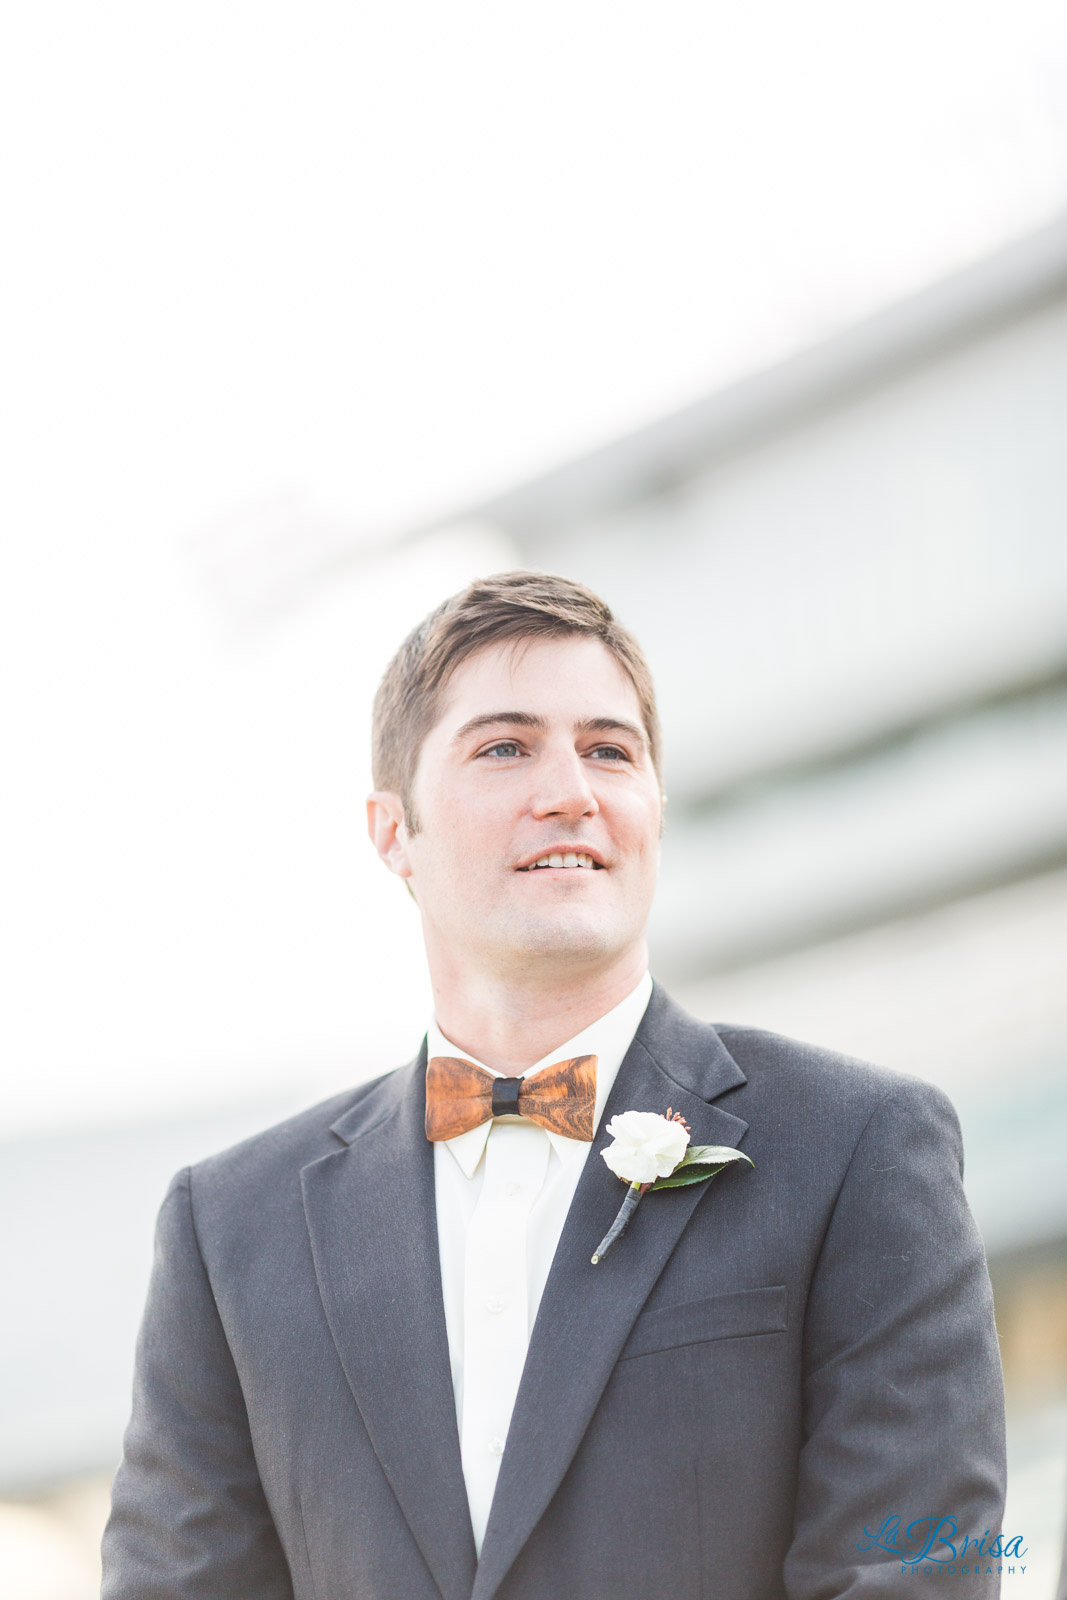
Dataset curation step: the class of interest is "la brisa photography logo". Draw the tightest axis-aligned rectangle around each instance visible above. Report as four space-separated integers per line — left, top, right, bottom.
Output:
858 1514 1028 1578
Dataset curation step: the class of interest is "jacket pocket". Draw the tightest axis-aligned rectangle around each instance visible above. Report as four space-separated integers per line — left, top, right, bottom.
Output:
618 1284 787 1360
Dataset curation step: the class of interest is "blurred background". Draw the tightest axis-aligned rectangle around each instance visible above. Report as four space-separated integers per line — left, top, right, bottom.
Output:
2 2 1067 1594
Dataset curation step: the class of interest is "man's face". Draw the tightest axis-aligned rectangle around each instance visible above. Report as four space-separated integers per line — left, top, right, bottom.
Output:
379 634 663 982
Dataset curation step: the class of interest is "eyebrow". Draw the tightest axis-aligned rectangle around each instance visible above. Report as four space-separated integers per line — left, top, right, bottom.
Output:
450 711 648 750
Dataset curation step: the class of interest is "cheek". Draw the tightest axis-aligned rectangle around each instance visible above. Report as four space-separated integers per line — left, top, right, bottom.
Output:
618 798 664 858
421 810 500 879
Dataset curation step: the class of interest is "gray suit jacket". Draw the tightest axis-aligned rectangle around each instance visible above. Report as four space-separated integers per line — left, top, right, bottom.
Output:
102 985 1005 1599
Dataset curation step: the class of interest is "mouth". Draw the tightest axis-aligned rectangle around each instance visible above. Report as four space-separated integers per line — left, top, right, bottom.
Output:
516 850 605 872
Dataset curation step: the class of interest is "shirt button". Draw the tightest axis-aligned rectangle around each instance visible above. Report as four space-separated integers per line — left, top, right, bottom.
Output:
505 1181 522 1197
485 1296 505 1314
488 1437 505 1457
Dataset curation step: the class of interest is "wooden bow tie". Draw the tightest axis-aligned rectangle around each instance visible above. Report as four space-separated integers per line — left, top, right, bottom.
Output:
425 1054 598 1143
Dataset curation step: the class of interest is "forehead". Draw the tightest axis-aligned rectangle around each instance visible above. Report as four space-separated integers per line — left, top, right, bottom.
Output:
434 634 645 732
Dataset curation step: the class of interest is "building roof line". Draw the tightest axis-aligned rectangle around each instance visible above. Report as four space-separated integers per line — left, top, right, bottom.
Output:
456 212 1067 539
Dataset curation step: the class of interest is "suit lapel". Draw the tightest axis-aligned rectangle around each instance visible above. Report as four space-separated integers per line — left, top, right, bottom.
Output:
473 988 749 1600
300 1047 477 1600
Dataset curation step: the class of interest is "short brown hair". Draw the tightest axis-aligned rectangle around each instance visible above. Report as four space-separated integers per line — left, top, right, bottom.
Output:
372 570 661 824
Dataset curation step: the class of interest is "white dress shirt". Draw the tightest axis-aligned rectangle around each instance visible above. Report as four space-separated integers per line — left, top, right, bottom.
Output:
428 971 653 1554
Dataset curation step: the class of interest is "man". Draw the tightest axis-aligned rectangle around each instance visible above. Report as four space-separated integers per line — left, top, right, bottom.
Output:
102 571 1005 1598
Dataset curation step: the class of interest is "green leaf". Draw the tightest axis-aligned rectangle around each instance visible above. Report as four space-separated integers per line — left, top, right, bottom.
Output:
683 1145 753 1169
649 1165 725 1190
647 1147 754 1192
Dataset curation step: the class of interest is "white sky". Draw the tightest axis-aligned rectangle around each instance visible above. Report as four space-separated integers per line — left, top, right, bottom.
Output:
2 0 1067 1136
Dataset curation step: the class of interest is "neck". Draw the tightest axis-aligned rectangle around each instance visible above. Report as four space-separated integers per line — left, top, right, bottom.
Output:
429 946 649 1073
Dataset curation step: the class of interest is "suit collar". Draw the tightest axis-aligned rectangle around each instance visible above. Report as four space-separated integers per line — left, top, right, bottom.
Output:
323 982 744 1154
633 979 748 1102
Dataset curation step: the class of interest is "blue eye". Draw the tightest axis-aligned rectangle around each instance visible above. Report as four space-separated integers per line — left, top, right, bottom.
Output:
482 741 521 758
589 745 628 761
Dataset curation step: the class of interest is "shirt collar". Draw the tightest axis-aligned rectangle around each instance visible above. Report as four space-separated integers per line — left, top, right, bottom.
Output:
427 971 653 1179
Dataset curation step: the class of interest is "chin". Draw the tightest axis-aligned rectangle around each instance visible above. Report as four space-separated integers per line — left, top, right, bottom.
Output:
501 910 627 967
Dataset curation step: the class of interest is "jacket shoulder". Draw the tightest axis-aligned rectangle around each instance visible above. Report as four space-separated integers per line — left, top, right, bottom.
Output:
186 1057 418 1204
644 981 956 1120
711 1018 961 1147
715 1019 928 1094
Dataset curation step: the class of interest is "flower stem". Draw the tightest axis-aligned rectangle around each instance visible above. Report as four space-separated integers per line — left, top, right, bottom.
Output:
591 1182 645 1263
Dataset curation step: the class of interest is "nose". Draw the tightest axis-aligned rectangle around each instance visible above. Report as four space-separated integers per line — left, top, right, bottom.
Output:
530 745 599 821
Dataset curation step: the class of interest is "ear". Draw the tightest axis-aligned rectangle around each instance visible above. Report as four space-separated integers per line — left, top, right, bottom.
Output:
366 791 414 879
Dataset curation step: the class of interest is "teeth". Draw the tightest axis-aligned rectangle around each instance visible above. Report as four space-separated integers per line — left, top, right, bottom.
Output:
524 852 599 870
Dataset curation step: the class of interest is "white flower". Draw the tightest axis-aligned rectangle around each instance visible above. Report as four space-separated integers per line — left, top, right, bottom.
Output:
601 1111 690 1186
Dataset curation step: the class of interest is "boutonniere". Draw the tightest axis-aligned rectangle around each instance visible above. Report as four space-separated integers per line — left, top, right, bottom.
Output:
591 1108 753 1263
